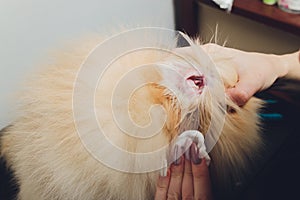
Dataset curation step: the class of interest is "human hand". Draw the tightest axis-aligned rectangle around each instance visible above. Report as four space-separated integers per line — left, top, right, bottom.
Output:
155 143 213 200
202 44 300 106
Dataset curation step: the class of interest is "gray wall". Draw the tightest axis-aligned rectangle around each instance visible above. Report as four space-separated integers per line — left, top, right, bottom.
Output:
0 0 174 129
197 3 300 54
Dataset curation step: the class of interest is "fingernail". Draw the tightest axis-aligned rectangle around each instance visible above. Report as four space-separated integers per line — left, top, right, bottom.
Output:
191 143 202 165
174 156 182 165
173 145 182 165
185 147 191 161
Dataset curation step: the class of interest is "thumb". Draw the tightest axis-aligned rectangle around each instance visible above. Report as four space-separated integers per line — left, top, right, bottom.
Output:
227 74 260 106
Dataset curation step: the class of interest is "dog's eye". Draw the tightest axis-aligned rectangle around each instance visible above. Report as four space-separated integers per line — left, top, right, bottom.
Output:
227 105 236 114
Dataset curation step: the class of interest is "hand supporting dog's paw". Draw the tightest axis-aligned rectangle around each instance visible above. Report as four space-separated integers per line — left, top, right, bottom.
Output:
156 130 213 200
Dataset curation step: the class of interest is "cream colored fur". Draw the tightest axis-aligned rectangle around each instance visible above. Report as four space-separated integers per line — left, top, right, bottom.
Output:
0 34 262 200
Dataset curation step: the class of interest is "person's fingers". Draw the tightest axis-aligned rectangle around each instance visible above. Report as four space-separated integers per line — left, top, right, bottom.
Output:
202 43 252 106
167 156 184 200
182 157 194 199
155 170 170 200
191 143 213 200
226 73 261 106
227 87 252 106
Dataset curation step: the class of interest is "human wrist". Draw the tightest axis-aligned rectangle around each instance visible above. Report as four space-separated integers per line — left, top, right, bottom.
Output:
278 51 300 80
269 53 289 78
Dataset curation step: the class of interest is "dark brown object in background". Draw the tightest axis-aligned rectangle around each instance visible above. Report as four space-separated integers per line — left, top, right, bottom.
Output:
200 0 300 36
173 0 199 38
